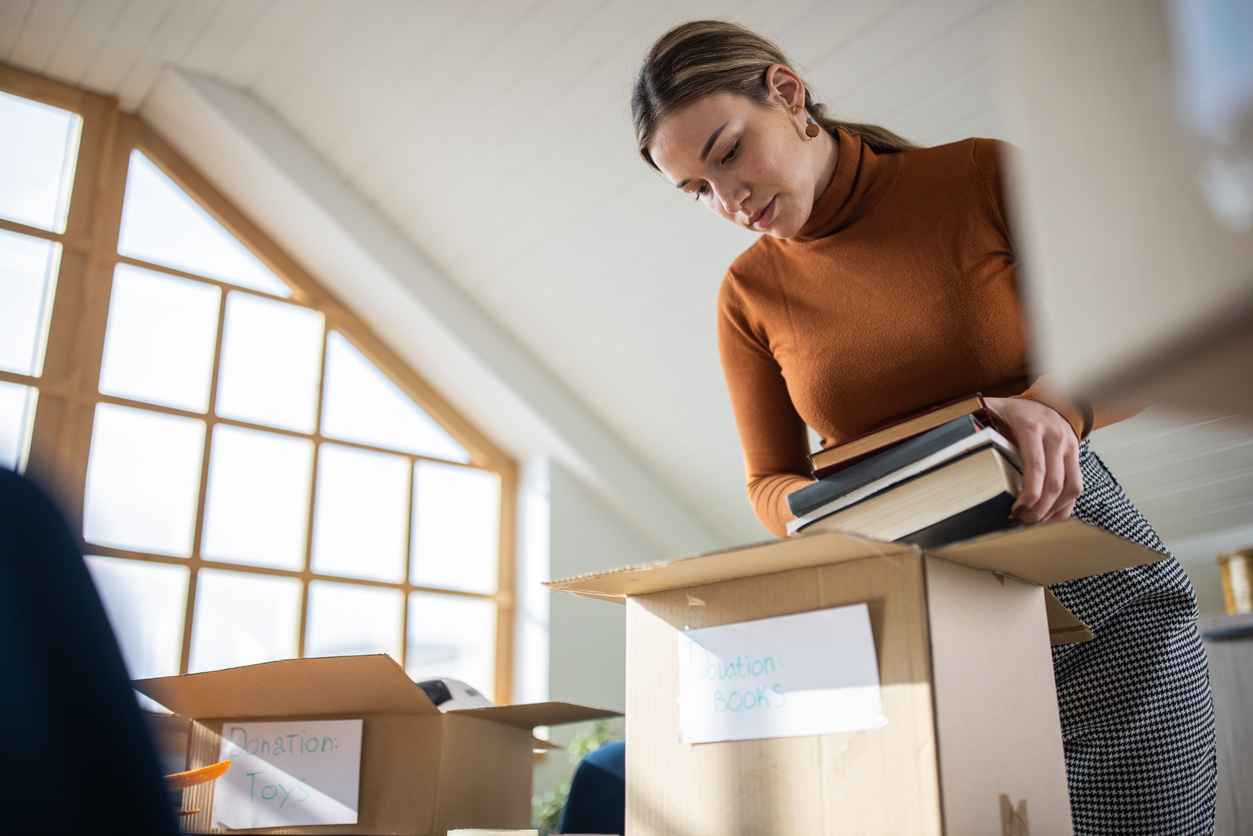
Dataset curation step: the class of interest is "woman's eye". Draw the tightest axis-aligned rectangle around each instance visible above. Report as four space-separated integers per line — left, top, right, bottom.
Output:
694 183 708 202
721 139 740 164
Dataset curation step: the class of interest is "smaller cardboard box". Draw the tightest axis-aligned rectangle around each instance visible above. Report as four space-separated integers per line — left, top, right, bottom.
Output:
135 655 619 835
547 519 1165 836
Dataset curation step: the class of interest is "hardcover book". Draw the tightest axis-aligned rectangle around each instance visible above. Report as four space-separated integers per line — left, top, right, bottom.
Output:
788 415 1012 518
809 394 991 479
790 447 1022 545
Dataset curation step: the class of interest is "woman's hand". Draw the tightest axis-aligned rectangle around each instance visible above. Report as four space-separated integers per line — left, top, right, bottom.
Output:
983 397 1084 524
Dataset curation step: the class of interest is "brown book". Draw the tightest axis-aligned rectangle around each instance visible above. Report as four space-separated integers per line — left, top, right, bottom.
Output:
795 446 1022 544
810 394 989 478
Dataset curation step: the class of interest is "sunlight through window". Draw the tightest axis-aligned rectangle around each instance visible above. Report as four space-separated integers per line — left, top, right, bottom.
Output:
0 381 37 472
189 569 301 673
0 228 61 377
216 292 324 432
411 461 500 593
85 556 188 680
8 75 508 694
98 264 221 412
407 592 496 698
0 90 80 232
118 150 290 297
311 443 410 583
201 425 314 571
305 581 404 661
322 331 469 462
83 403 205 557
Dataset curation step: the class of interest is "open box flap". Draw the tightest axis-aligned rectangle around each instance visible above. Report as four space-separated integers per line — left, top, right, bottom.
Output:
135 655 621 731
1043 586 1094 646
544 531 915 600
548 520 1163 604
933 518 1166 586
134 654 442 719
452 702 621 729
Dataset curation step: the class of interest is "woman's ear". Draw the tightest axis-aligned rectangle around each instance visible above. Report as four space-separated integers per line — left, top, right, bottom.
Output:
763 63 807 110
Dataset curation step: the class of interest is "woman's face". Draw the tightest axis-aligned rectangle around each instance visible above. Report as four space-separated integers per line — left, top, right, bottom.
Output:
648 74 836 240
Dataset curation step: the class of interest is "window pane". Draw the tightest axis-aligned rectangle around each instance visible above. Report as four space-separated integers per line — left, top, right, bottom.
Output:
216 292 324 432
322 331 469 462
0 381 37 472
189 569 301 673
311 444 409 582
83 404 205 556
118 151 289 296
98 264 221 412
406 592 495 698
305 581 402 661
0 228 60 376
0 90 80 232
411 462 499 593
202 425 313 570
85 556 188 680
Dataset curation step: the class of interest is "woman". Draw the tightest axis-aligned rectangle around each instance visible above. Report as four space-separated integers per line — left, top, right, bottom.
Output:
632 20 1216 835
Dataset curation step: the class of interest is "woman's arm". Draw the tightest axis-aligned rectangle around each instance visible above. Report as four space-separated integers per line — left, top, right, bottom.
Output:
718 278 814 538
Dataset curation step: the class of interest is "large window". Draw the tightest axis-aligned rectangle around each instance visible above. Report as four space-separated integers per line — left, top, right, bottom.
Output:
0 66 515 703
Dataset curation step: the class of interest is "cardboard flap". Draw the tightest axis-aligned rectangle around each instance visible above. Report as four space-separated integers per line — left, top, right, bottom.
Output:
134 654 441 719
453 702 622 729
545 532 916 599
1043 587 1094 646
933 518 1165 586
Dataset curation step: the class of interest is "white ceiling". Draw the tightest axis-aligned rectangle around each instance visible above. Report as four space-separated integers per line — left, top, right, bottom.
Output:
3 0 1249 551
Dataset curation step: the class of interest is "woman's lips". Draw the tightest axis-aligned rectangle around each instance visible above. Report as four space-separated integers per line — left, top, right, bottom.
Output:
750 197 777 229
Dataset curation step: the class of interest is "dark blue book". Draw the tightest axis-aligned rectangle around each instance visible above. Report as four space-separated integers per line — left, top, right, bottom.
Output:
787 414 1002 519
896 493 1020 549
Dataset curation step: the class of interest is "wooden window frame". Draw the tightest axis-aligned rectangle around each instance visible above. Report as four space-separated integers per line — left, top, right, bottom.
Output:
0 63 517 704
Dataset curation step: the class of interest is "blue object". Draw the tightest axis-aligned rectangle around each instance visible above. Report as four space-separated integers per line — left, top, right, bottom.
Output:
0 468 179 834
558 739 625 835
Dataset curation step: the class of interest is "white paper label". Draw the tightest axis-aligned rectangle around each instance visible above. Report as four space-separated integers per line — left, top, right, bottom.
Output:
676 604 886 744
212 719 363 829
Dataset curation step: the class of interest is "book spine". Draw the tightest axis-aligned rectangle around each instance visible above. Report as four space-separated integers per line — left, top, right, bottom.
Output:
789 441 1016 534
809 404 991 478
788 416 984 517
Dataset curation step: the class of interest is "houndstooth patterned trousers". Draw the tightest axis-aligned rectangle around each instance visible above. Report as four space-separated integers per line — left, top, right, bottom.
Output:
1049 441 1217 835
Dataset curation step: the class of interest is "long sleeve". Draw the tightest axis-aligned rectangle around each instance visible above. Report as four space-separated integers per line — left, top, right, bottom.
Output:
717 277 813 538
1013 374 1143 439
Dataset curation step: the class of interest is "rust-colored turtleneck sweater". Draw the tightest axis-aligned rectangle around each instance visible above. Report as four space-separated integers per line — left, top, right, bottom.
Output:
719 128 1127 538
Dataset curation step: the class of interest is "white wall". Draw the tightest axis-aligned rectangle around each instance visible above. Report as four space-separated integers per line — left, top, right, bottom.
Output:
547 460 664 710
1165 523 1253 618
530 459 663 806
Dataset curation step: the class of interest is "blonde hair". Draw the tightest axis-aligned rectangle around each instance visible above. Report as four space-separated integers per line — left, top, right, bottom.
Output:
632 20 916 169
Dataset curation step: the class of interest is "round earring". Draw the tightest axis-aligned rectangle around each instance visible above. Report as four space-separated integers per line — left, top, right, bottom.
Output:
805 116 821 138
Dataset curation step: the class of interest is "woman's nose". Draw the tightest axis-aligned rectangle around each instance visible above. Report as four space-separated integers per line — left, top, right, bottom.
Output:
712 181 748 215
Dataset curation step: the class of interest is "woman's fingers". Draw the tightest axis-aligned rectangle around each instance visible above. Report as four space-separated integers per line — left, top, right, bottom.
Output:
1046 497 1079 522
1013 420 1064 523
1046 437 1084 521
1034 431 1068 522
1010 419 1047 522
987 396 1085 524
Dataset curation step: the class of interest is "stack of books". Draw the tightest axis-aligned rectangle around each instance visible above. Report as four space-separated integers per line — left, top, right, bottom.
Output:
786 395 1023 547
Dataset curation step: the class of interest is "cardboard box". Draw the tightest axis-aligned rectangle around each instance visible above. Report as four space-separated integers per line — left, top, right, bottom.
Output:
546 519 1165 836
134 655 619 835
